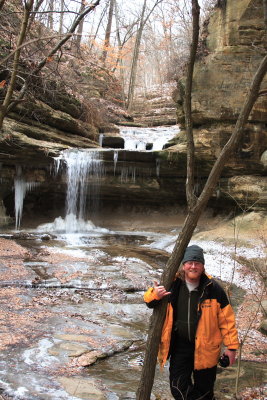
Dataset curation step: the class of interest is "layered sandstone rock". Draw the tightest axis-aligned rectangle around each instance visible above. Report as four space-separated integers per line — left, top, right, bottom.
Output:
171 0 267 212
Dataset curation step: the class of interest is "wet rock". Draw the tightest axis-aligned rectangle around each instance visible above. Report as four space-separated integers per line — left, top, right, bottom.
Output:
101 135 124 149
57 377 106 400
74 340 134 366
48 342 90 357
40 234 55 241
76 350 104 366
121 393 156 400
120 393 136 399
13 232 35 240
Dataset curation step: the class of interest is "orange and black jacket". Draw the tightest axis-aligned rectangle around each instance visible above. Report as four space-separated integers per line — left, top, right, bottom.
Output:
144 273 239 370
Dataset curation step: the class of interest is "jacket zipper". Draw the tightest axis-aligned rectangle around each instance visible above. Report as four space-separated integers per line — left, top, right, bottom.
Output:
188 291 191 341
196 280 212 324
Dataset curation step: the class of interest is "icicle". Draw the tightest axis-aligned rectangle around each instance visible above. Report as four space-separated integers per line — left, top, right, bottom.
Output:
120 165 136 183
156 159 160 177
113 150 118 175
14 176 26 230
14 166 39 230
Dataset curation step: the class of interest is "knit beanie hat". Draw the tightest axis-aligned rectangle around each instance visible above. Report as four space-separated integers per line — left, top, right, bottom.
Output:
182 245 205 265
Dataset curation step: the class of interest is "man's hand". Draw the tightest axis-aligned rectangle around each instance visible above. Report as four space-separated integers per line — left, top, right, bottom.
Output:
224 349 237 366
153 281 171 299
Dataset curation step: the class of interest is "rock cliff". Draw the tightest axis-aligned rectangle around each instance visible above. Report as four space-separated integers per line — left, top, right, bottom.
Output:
170 0 267 211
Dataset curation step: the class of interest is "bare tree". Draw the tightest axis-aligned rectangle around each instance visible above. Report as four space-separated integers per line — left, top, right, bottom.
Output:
0 0 101 131
136 0 267 398
59 0 65 34
76 0 86 50
127 0 163 111
101 0 115 64
47 0 54 30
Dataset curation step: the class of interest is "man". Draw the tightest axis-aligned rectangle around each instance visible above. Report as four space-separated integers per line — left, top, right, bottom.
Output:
144 244 239 400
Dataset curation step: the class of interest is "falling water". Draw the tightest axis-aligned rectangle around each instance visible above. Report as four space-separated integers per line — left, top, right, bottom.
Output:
54 149 104 232
99 134 104 147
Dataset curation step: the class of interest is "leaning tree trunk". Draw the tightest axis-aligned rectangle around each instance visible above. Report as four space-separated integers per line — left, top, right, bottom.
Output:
184 0 200 209
264 0 267 29
136 25 267 400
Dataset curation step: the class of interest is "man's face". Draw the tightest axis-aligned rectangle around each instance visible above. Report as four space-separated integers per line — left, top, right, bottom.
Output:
182 261 204 283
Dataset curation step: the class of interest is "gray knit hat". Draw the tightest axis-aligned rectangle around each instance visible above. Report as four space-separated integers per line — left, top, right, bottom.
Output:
182 245 205 264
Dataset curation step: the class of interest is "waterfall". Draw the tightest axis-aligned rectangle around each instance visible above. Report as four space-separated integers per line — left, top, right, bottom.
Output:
54 149 104 232
99 134 104 147
119 125 179 151
14 167 39 229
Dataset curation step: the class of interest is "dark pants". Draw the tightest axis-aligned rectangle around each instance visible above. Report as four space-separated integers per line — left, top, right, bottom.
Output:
169 341 217 400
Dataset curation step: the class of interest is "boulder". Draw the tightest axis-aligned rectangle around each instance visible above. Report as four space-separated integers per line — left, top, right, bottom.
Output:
101 135 125 149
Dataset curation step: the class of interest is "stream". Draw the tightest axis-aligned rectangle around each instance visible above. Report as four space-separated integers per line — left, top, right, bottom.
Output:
1 126 266 400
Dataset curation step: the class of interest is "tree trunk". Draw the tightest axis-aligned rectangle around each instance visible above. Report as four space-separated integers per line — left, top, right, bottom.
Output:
113 0 126 104
48 0 54 30
264 0 267 29
127 0 147 111
76 0 86 50
101 0 115 64
184 0 200 210
0 0 34 130
89 4 108 51
127 0 163 111
0 0 6 12
59 0 64 34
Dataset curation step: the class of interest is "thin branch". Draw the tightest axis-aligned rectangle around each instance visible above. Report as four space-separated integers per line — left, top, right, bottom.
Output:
0 34 69 66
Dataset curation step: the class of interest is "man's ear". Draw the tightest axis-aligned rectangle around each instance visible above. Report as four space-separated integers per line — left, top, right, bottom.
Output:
182 263 185 271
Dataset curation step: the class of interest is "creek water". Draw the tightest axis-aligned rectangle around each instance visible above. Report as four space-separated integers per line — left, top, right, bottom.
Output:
1 126 266 399
1 227 266 400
